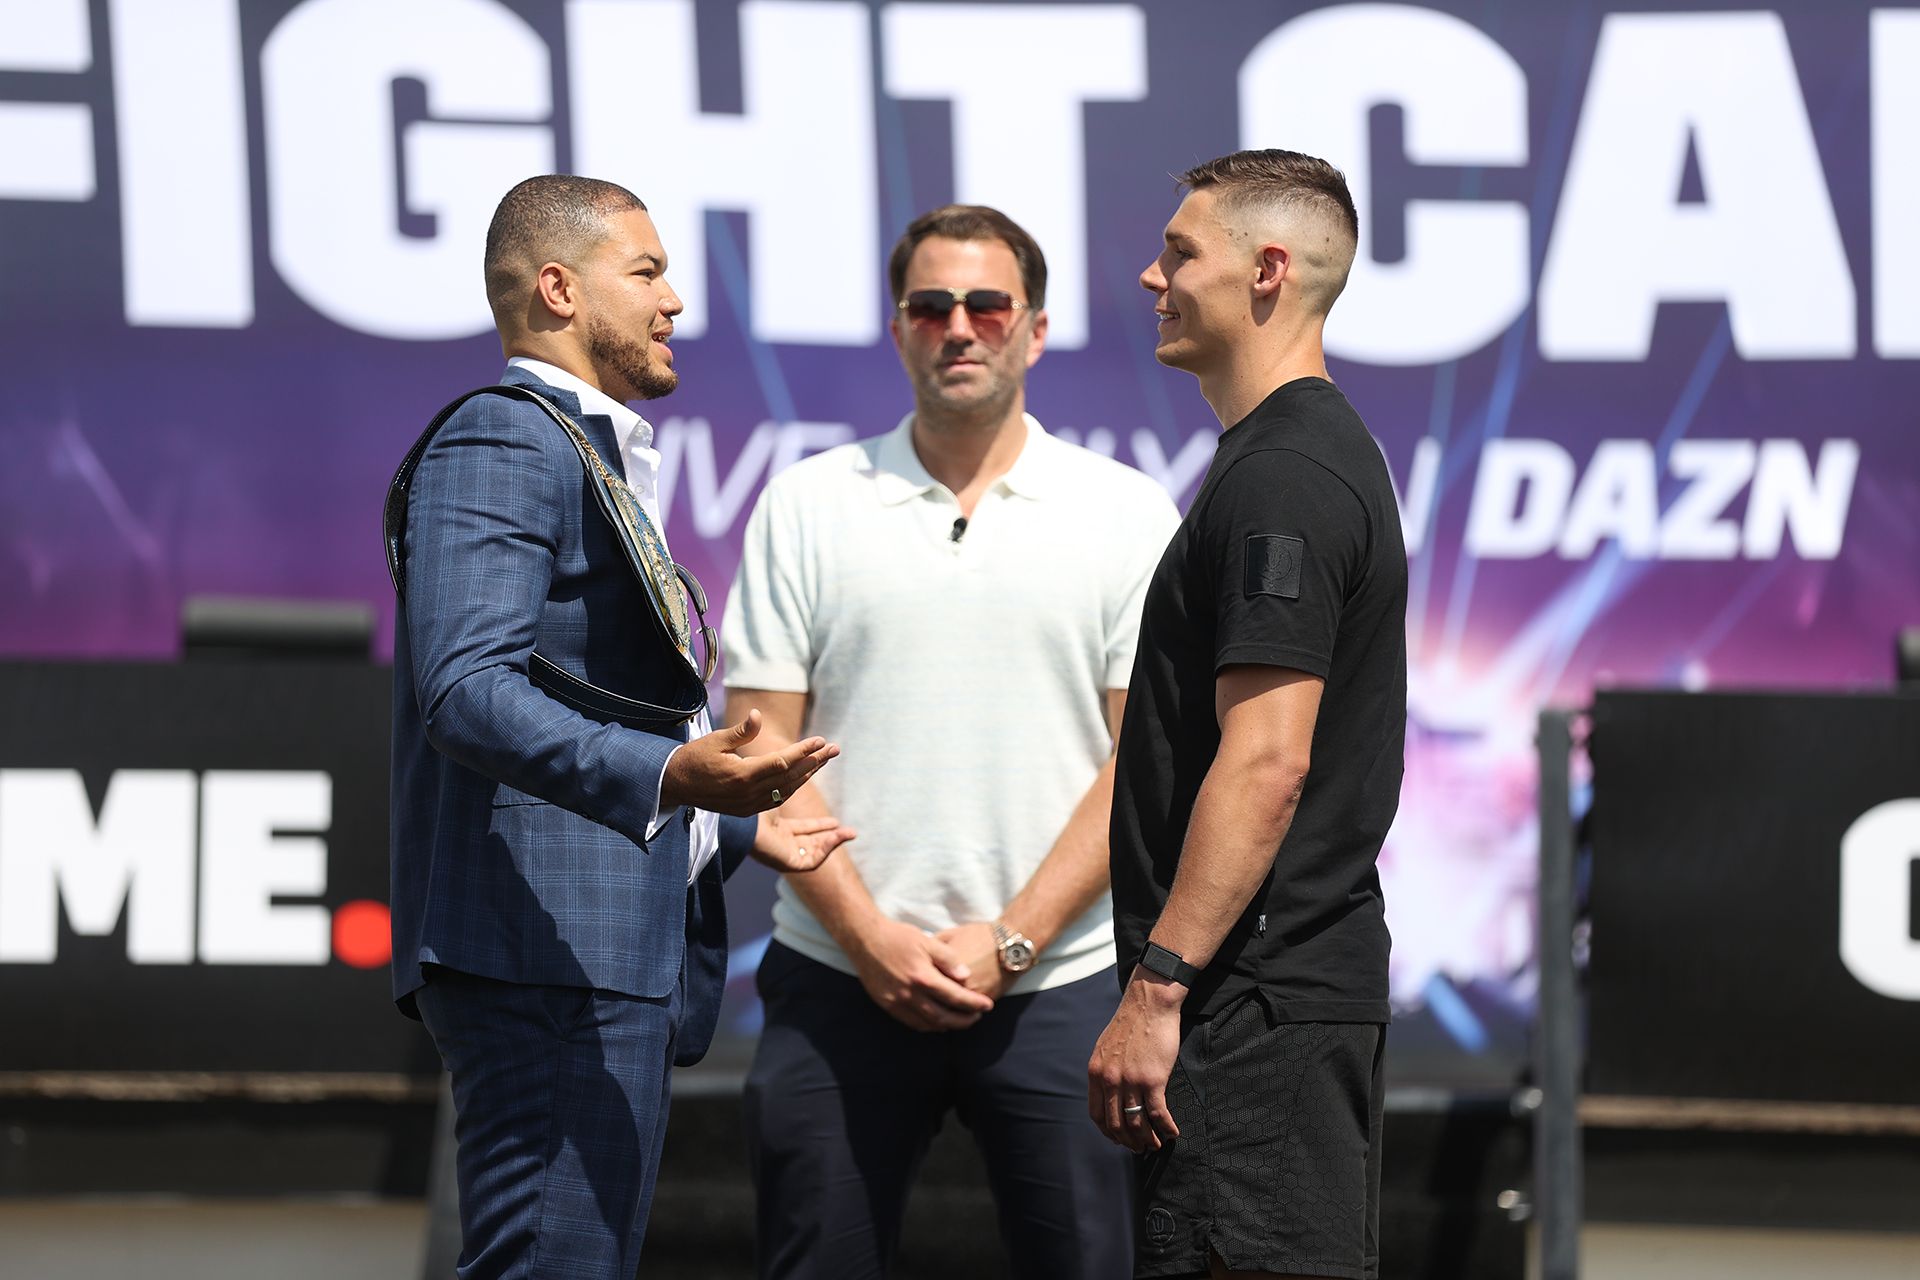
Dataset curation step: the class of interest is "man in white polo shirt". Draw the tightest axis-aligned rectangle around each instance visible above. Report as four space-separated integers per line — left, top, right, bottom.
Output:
723 205 1181 1279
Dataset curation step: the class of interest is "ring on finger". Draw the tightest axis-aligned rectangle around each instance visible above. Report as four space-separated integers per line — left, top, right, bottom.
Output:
1121 1104 1145 1115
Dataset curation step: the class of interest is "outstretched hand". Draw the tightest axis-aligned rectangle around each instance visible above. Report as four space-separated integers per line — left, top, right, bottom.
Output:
661 709 838 817
751 810 855 873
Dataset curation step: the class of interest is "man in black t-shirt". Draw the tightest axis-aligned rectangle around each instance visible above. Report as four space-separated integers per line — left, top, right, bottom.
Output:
1088 150 1407 1280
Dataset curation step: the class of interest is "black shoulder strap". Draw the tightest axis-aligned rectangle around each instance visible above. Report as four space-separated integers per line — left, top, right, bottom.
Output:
385 384 607 596
383 384 708 730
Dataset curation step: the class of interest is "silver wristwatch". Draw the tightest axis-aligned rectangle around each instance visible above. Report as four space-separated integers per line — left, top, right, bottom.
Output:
990 921 1036 973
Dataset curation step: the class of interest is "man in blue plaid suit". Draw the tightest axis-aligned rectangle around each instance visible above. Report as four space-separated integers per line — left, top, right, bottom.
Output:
390 175 853 1279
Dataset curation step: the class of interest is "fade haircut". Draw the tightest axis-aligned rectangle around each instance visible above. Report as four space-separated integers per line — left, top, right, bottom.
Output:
483 174 647 325
887 204 1047 309
1178 149 1360 313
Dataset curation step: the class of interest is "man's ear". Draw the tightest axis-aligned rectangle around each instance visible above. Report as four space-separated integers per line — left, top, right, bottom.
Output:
1252 244 1290 300
534 262 577 320
1024 307 1048 369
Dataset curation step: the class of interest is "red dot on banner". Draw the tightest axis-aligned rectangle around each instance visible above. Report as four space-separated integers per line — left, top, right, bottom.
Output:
333 900 392 969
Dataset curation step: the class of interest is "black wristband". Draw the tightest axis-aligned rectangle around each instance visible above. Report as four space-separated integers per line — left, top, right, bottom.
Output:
1139 941 1202 988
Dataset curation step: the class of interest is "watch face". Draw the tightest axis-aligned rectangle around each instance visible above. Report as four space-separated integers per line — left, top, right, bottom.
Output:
1001 939 1036 972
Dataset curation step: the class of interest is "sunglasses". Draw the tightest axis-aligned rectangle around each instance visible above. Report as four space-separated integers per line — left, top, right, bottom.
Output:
897 288 1031 337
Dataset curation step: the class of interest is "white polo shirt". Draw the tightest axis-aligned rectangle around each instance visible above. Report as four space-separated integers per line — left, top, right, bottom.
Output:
724 414 1181 994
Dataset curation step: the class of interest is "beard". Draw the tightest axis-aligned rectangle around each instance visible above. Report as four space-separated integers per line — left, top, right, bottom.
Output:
916 371 1018 430
909 341 1022 428
587 313 677 401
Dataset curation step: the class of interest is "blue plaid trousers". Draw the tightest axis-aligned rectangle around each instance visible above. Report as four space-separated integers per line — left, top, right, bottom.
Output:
417 964 683 1279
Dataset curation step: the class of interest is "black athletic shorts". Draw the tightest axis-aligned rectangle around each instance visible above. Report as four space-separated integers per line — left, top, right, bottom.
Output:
1133 996 1385 1279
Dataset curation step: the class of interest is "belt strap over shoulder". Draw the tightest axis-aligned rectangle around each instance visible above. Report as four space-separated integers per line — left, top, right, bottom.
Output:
385 384 712 730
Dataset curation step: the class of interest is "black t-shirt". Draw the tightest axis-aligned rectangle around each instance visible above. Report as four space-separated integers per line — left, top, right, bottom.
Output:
1111 377 1407 1023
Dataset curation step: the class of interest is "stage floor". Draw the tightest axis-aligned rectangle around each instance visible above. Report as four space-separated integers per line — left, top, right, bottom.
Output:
6 1199 1920 1279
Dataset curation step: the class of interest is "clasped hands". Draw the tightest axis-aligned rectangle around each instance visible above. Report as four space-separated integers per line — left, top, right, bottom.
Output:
658 708 855 873
849 917 1002 1032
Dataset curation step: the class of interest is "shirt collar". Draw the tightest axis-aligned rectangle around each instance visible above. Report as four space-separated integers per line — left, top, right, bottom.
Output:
505 356 654 453
996 414 1057 499
869 413 1056 506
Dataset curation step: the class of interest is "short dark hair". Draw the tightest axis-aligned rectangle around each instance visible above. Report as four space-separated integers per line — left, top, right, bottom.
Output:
1177 149 1358 311
1177 149 1358 245
483 175 647 323
887 204 1047 308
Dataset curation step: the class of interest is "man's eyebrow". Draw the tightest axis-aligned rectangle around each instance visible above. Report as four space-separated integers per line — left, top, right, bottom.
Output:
628 251 664 270
1164 230 1195 249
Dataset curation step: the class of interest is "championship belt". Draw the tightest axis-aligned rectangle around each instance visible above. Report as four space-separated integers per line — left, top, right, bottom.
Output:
385 384 715 730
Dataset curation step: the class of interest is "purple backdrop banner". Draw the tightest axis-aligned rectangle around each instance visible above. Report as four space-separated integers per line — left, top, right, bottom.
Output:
4 0 1917 1085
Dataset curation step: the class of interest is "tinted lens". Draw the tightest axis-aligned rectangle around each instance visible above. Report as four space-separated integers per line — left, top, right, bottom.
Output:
960 290 1016 315
904 290 958 324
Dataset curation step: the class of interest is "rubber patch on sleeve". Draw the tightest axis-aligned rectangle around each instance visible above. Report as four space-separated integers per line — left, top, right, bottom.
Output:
1245 534 1304 600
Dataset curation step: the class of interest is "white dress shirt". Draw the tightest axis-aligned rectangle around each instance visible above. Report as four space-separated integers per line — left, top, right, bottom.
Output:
506 357 719 883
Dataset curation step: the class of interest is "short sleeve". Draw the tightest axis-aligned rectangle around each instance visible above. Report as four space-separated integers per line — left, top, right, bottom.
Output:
1106 478 1184 688
1203 448 1367 678
721 479 814 693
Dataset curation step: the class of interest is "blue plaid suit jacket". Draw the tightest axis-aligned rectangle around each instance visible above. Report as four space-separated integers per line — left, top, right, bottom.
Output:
389 365 752 1065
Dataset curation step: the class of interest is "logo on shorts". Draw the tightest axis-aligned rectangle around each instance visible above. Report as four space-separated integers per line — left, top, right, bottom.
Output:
1146 1207 1177 1247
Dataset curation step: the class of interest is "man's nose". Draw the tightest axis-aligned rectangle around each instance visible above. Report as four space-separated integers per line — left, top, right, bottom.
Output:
943 301 978 342
1140 261 1164 293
